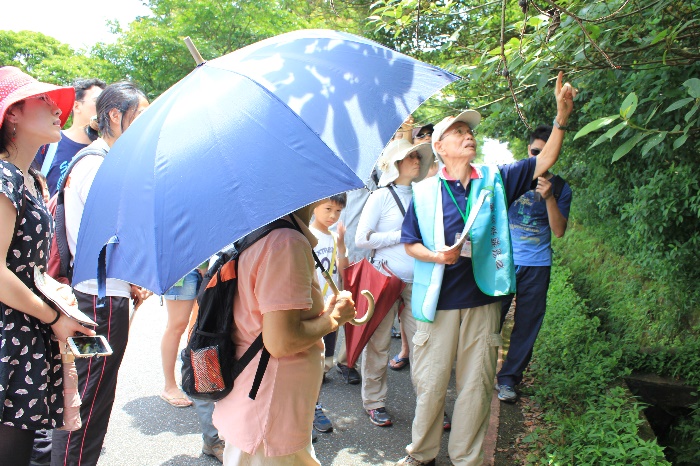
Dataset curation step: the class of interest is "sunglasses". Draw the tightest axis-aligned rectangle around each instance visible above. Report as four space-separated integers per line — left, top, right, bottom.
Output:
415 132 432 139
530 148 542 156
406 152 422 160
29 94 57 107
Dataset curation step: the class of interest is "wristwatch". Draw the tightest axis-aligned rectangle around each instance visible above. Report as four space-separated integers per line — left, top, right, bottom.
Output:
553 118 568 130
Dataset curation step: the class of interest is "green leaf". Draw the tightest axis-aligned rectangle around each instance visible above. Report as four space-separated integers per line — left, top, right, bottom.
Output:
650 29 668 45
663 97 694 113
620 93 638 119
685 104 698 122
673 133 689 150
612 132 648 163
574 116 620 140
683 78 700 98
640 132 667 156
590 121 627 148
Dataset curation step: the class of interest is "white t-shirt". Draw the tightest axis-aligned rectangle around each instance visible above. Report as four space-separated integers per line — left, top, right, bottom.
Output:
64 139 131 298
309 226 341 303
355 184 415 282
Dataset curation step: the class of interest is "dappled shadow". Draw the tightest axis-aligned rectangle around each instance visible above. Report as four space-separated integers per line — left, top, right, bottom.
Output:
211 29 458 185
121 395 202 436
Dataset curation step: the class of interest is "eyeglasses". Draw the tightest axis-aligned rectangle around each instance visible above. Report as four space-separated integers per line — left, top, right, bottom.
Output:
415 132 432 139
406 152 422 160
29 94 57 107
440 126 474 141
530 148 542 156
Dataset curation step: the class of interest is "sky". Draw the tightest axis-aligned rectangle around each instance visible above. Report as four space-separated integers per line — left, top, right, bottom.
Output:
1 0 151 50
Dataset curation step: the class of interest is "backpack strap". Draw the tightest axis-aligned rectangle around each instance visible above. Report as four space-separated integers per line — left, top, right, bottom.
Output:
55 147 108 283
226 216 301 400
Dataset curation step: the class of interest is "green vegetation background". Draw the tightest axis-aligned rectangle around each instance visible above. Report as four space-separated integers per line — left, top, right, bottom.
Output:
2 0 698 462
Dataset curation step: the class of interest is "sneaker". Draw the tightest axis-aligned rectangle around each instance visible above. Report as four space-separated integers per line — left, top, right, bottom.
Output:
202 441 224 463
443 411 451 431
367 407 393 427
336 363 360 384
312 427 318 442
395 455 436 465
497 384 517 403
313 404 333 432
391 325 401 338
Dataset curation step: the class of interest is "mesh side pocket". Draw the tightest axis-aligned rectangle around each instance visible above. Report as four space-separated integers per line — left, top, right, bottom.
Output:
191 345 225 393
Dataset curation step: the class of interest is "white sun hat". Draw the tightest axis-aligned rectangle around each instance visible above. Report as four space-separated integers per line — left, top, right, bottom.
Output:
377 139 434 187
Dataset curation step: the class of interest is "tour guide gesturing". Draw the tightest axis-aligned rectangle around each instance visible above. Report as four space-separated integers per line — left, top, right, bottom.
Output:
397 72 576 466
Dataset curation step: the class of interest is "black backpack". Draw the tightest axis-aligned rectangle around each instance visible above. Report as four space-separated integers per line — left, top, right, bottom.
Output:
180 218 296 402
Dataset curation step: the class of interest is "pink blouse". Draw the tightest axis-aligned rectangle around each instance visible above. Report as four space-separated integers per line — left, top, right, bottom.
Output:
213 217 325 456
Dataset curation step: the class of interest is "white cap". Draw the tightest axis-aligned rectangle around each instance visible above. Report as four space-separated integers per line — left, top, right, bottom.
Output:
431 109 481 163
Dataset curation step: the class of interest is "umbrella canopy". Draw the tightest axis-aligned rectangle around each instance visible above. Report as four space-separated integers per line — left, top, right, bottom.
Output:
342 259 405 368
72 29 459 294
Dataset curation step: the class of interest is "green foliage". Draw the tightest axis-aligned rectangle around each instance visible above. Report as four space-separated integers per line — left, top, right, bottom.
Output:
667 400 700 465
92 0 371 98
0 30 120 85
529 264 628 405
524 263 683 464
526 388 669 465
362 1 700 335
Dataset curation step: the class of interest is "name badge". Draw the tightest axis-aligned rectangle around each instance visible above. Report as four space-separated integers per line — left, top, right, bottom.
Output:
455 232 472 258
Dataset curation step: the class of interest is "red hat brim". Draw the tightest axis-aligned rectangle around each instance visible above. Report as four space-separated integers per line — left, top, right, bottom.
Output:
0 69 75 129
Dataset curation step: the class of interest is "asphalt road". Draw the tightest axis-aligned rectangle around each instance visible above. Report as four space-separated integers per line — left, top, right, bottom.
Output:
99 297 456 465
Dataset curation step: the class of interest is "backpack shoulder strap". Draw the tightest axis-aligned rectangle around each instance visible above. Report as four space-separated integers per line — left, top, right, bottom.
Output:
232 217 299 400
56 147 108 194
52 147 108 282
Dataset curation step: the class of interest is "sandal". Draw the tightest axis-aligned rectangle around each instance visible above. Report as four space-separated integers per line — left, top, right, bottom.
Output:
388 354 409 371
160 392 193 408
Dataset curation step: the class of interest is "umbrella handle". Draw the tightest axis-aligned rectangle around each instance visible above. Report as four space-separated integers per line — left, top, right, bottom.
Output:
320 271 375 326
350 290 375 326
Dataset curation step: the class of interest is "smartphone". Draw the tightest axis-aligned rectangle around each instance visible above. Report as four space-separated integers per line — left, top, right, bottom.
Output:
66 335 113 358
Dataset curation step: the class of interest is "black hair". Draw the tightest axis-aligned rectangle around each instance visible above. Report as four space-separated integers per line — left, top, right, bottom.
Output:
0 101 24 154
93 81 147 138
529 125 553 145
329 193 347 208
73 78 106 101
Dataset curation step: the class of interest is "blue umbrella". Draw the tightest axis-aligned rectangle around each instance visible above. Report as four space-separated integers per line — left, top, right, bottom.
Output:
72 29 459 295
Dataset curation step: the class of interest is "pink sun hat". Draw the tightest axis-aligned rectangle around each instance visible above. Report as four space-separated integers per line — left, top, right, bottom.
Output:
0 66 75 129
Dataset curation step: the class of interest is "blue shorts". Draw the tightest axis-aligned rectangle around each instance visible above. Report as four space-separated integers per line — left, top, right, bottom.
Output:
164 270 202 301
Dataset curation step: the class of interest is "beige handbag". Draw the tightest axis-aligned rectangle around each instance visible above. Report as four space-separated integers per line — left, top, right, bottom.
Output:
58 343 82 431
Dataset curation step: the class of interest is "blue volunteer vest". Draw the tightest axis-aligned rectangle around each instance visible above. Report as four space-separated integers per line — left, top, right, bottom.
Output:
411 165 515 322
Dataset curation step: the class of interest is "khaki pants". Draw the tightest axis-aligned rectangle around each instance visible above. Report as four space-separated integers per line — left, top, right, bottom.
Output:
223 441 319 465
361 284 415 410
406 302 501 466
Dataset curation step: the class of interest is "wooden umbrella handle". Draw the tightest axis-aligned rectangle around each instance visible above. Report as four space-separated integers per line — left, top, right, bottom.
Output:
320 271 375 326
351 290 375 326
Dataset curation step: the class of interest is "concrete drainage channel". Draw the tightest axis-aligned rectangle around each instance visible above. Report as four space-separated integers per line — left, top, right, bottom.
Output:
625 373 699 464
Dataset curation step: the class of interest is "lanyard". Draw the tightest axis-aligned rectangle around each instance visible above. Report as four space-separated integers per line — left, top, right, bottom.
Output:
441 178 472 223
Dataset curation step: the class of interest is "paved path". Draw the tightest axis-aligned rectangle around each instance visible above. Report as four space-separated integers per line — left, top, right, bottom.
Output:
100 297 499 465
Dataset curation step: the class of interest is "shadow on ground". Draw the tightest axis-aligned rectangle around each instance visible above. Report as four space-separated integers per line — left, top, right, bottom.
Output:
122 395 203 436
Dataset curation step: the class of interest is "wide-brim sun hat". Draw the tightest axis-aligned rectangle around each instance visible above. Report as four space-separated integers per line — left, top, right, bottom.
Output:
431 109 481 163
0 66 75 129
377 139 434 187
